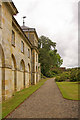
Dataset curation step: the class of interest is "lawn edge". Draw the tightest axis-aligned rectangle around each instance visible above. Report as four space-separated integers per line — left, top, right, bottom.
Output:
56 81 79 101
3 78 50 119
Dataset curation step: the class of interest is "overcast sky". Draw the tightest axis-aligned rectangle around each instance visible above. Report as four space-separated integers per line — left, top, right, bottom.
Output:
13 0 79 68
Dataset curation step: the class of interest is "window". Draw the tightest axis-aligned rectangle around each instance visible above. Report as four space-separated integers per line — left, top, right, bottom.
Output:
36 54 37 62
21 41 24 53
0 5 2 28
11 30 15 46
28 49 30 58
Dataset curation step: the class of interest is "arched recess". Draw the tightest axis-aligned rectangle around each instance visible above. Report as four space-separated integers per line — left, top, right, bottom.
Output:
28 63 30 85
12 54 17 91
0 44 5 100
20 60 25 88
36 66 38 83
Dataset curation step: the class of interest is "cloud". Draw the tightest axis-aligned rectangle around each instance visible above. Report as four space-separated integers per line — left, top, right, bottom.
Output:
13 0 78 68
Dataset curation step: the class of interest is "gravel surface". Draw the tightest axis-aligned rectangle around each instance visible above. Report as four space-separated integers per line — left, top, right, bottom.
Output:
7 78 78 118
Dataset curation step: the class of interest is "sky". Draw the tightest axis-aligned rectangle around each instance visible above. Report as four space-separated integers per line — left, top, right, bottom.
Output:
13 0 79 68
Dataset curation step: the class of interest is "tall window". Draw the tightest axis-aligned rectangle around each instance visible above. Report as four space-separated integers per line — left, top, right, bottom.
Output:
11 30 15 46
36 54 37 62
21 41 24 53
28 49 30 58
0 5 2 28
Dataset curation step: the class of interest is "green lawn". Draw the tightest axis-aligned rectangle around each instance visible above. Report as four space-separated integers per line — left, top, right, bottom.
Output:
56 82 80 100
2 78 48 118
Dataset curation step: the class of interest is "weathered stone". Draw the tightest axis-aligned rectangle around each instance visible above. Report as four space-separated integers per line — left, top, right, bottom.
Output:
0 1 41 101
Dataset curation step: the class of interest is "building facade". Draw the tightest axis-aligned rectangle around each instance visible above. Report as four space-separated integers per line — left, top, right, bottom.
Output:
0 1 41 101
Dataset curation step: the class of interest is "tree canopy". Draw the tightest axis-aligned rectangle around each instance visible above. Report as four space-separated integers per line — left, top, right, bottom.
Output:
38 35 63 77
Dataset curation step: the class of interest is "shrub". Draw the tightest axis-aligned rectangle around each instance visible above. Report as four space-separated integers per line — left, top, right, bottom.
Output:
51 67 64 75
64 72 70 79
55 68 80 82
41 73 46 79
59 73 67 81
55 72 70 82
77 69 80 81
46 70 55 78
55 76 61 82
70 69 78 82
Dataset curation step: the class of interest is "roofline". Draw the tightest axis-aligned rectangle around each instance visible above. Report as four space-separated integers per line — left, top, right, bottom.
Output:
11 1 18 14
5 1 18 15
32 46 39 54
12 17 33 48
22 28 39 41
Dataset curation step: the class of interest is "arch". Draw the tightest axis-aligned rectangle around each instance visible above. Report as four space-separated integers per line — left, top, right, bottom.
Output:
0 44 5 100
20 60 25 88
28 63 31 85
12 54 17 91
20 60 25 71
28 63 30 72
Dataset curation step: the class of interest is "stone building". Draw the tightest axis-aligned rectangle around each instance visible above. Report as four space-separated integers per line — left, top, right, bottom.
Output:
0 1 41 101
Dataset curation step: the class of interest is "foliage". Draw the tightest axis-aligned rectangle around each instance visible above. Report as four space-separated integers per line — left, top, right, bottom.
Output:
69 68 78 82
38 35 63 77
55 72 70 82
66 68 80 81
55 67 80 82
77 68 80 81
55 76 61 82
41 73 47 79
38 35 56 50
46 70 55 78
51 67 64 74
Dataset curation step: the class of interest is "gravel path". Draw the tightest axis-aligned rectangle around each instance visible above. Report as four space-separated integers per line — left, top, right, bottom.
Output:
7 78 78 118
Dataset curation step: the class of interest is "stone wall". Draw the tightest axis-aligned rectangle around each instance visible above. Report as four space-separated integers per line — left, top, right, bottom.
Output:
0 0 2 103
0 2 41 101
0 3 31 100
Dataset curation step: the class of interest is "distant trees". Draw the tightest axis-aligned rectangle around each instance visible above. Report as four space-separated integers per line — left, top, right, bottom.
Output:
38 35 63 77
55 68 80 82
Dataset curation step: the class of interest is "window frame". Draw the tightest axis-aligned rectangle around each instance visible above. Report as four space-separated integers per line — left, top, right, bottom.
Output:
11 30 15 47
0 5 2 28
36 54 37 62
21 41 24 54
28 48 30 58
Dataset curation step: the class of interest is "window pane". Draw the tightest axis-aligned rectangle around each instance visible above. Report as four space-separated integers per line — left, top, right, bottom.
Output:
12 30 15 46
28 49 30 58
0 5 2 27
21 41 24 53
36 54 37 62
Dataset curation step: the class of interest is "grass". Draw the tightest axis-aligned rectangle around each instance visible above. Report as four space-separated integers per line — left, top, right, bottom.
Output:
56 82 80 100
2 78 49 118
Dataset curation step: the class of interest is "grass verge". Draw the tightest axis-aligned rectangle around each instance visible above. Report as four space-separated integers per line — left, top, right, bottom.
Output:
2 78 48 118
56 82 80 100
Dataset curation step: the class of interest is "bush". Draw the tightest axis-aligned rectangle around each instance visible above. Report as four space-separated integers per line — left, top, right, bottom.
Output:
46 70 55 78
70 69 78 82
41 73 47 79
55 76 62 82
64 72 70 79
60 73 67 81
55 68 80 82
51 67 64 75
77 69 80 81
55 72 70 82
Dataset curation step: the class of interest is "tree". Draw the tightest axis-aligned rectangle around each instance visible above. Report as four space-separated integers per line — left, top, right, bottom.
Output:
38 35 63 77
38 36 56 50
49 50 63 67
